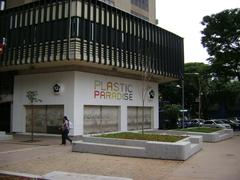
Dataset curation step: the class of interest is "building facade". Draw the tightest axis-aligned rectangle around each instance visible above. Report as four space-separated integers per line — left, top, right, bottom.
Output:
0 0 183 136
100 0 156 24
6 0 156 24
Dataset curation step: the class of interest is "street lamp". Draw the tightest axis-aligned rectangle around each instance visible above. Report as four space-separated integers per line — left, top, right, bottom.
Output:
177 72 201 128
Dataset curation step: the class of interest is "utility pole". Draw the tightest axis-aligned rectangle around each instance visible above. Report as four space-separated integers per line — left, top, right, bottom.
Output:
185 73 201 119
181 79 185 128
198 75 201 119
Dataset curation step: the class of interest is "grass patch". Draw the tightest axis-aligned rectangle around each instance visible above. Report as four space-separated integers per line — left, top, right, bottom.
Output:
177 127 222 133
96 132 185 142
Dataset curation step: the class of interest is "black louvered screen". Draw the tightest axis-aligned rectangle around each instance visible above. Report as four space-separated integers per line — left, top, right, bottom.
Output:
0 0 184 79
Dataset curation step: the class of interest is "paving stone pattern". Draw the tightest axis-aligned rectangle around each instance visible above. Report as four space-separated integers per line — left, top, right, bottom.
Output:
0 133 240 180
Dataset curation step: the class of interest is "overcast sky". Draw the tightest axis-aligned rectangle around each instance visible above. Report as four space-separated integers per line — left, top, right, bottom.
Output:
155 0 239 64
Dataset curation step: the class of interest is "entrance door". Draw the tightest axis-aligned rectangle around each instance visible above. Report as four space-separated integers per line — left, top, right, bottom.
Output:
25 105 64 134
0 102 11 132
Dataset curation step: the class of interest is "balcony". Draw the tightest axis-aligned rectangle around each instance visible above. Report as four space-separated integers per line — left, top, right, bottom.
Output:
0 0 184 82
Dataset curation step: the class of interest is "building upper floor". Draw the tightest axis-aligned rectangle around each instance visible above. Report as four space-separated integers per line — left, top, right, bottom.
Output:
4 0 156 24
0 0 184 83
99 0 156 24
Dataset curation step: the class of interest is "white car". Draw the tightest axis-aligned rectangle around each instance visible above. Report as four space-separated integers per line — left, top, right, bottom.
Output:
191 118 205 127
203 119 231 129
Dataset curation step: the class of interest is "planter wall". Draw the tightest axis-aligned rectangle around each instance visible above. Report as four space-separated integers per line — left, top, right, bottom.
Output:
72 135 203 160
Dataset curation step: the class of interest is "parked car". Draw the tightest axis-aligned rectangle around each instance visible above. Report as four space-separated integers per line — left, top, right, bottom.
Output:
190 119 205 127
203 119 231 129
177 119 192 128
228 117 240 123
222 119 240 130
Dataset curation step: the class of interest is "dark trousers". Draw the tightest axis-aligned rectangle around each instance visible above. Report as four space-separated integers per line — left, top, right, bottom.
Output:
61 129 72 145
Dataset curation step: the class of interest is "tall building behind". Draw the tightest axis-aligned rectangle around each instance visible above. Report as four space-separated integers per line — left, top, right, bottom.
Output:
6 0 156 24
100 0 156 24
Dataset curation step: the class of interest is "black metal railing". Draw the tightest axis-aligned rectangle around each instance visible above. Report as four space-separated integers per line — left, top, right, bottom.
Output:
0 0 184 79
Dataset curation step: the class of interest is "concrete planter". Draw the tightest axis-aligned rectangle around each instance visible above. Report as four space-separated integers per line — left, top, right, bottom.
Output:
150 129 233 143
72 135 203 160
0 131 12 141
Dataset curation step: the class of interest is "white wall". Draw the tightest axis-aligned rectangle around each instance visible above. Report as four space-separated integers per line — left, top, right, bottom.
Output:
74 71 159 135
13 71 159 136
13 71 75 133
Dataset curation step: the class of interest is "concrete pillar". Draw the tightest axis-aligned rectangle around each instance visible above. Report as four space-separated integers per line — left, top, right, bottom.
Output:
120 105 128 131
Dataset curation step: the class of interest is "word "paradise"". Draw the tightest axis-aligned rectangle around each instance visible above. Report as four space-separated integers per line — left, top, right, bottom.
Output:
94 80 133 101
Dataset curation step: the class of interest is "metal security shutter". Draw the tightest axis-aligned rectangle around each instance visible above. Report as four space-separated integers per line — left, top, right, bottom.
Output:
25 105 63 134
84 105 119 134
26 105 47 133
46 105 64 134
127 107 152 131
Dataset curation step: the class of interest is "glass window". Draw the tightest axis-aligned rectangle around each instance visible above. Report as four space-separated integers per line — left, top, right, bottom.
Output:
131 0 149 11
98 0 115 6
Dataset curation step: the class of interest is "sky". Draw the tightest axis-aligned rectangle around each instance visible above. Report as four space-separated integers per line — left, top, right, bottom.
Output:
155 0 239 64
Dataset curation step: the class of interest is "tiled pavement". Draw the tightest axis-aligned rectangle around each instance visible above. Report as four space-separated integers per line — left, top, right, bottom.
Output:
0 133 239 180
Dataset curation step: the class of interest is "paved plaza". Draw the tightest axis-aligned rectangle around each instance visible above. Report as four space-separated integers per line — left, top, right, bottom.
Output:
0 132 239 180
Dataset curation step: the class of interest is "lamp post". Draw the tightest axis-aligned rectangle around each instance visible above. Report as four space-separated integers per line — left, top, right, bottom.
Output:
198 75 201 119
181 79 185 128
176 79 185 128
177 72 201 128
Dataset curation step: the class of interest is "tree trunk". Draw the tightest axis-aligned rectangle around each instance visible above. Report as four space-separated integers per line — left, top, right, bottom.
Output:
31 104 34 142
142 100 145 134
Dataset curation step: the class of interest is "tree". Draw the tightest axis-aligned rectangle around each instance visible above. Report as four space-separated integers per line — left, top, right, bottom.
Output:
159 63 211 119
201 8 240 81
184 63 211 119
26 91 42 142
159 81 181 105
141 61 153 134
162 104 180 129
208 80 240 109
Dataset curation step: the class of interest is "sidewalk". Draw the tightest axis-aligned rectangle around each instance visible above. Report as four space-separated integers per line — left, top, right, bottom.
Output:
0 133 240 180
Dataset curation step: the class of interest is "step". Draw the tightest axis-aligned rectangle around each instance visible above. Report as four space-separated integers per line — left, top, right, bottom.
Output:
73 141 146 158
0 132 13 141
0 131 6 135
43 171 133 180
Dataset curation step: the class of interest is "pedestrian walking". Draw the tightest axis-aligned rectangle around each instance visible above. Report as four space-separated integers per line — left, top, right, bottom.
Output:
60 116 72 145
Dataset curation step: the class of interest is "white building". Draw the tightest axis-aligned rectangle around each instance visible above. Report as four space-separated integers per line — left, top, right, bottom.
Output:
13 71 158 136
0 0 184 136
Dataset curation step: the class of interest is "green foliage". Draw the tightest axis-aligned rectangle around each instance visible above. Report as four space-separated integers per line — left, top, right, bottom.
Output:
163 104 180 129
159 63 211 118
184 63 211 118
159 59 240 118
201 8 240 81
185 63 209 75
208 80 240 107
96 132 185 142
159 82 181 104
26 90 42 142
